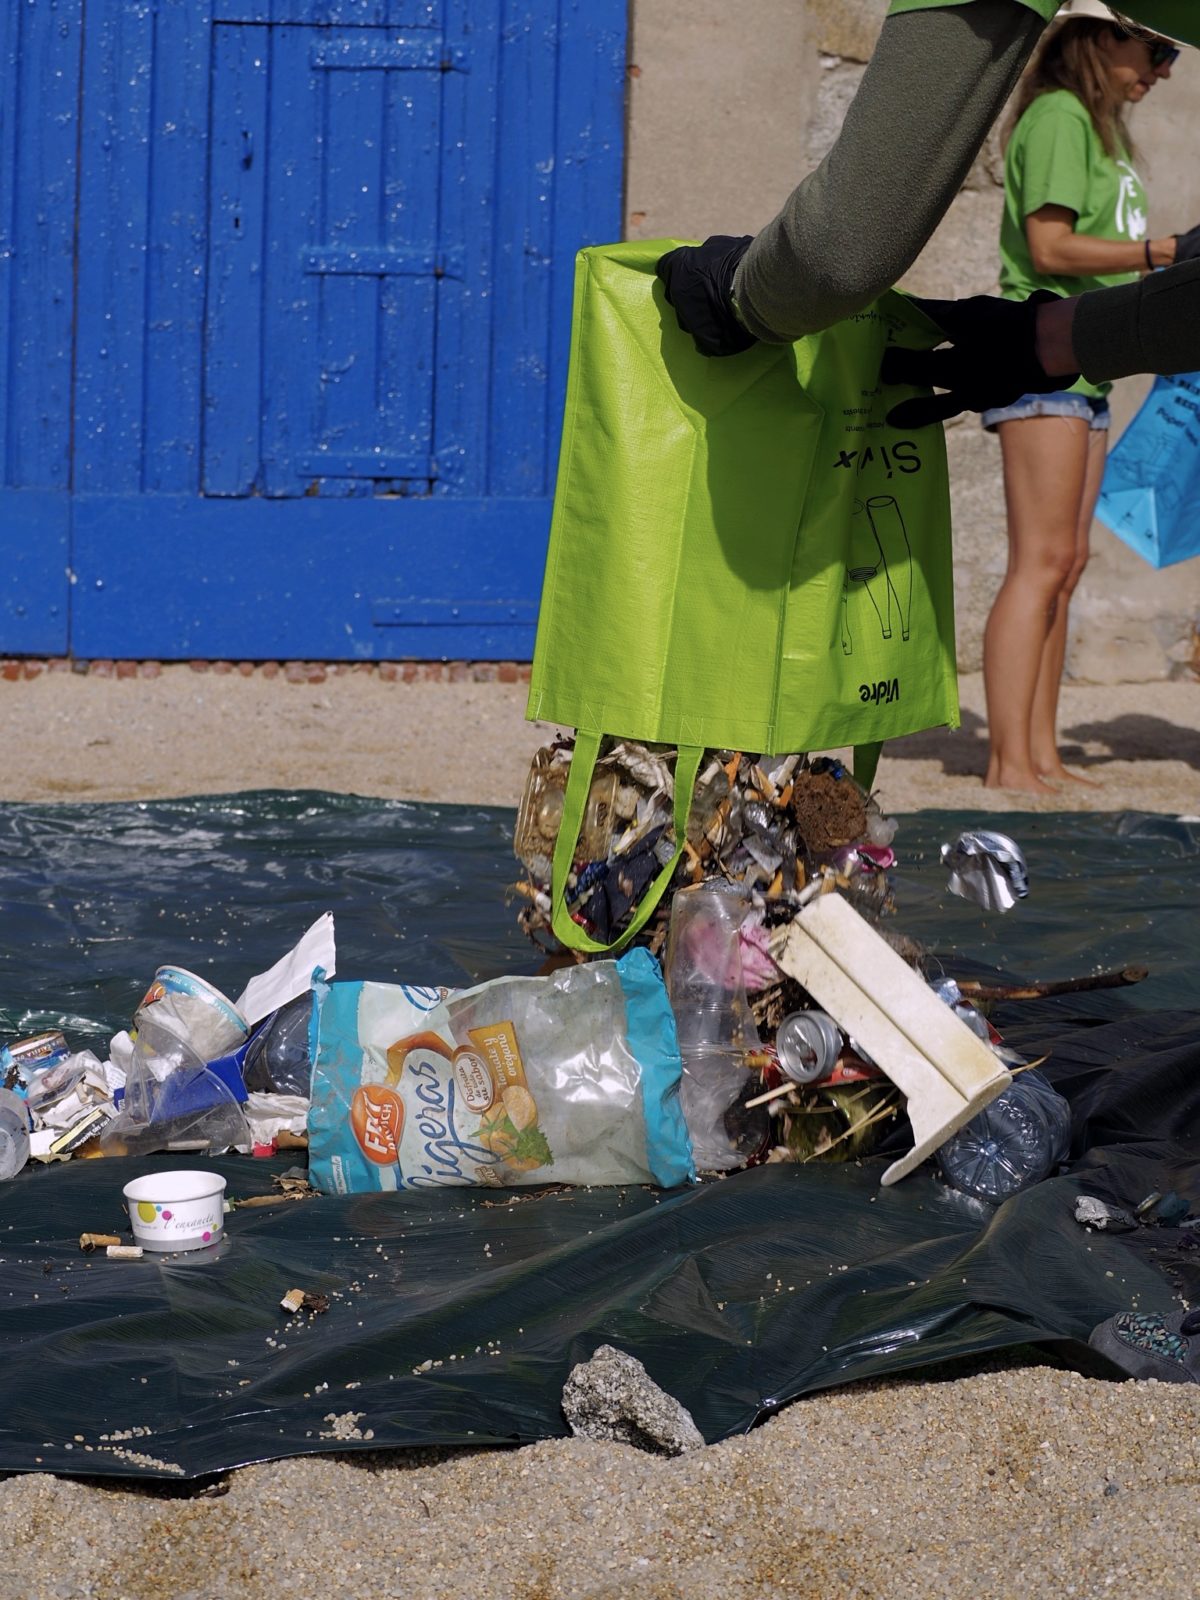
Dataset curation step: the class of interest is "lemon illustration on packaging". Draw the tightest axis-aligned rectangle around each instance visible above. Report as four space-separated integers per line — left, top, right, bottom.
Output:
136 1201 157 1223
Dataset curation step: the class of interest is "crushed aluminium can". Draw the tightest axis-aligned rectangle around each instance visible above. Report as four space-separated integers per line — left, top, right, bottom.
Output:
940 830 1029 914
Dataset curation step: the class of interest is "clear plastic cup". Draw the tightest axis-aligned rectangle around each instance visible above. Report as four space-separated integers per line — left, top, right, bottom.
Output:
0 1087 31 1181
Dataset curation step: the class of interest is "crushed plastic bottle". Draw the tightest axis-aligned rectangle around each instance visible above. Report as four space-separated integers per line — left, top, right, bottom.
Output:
936 1069 1071 1204
243 993 313 1097
665 882 767 1171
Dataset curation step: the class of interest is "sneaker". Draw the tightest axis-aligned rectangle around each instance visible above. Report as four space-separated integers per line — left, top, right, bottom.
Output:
1088 1308 1200 1383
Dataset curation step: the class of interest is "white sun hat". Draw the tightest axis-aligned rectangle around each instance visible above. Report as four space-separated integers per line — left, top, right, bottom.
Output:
1054 2 1188 47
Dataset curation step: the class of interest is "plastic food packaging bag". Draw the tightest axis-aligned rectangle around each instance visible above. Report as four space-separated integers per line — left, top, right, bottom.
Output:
307 950 694 1194
665 883 766 1171
936 1069 1071 1204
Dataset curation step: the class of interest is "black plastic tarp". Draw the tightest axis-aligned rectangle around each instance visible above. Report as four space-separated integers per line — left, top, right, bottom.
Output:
0 795 1197 1479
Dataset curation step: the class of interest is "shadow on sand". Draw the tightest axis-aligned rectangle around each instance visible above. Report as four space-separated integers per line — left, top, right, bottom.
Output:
880 710 1200 778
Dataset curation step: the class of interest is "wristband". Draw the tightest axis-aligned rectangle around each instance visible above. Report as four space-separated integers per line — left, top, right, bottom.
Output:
1145 239 1154 270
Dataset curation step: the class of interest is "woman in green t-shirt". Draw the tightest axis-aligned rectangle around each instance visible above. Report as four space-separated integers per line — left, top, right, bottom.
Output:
980 9 1185 792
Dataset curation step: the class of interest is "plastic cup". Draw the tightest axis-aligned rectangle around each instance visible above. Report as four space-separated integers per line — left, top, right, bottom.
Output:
139 966 249 1060
0 1088 30 1182
122 1170 228 1252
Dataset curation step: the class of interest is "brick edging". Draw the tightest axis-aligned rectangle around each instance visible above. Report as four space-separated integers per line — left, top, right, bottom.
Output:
0 660 533 684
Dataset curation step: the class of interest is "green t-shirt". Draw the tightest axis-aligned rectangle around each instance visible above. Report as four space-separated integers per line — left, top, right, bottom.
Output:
999 88 1146 396
887 1 1197 45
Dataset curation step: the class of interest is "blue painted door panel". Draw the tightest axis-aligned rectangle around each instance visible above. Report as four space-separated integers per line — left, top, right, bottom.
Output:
0 493 71 654
205 23 448 495
71 493 546 659
2 0 626 658
73 0 211 497
0 0 81 654
213 2 442 23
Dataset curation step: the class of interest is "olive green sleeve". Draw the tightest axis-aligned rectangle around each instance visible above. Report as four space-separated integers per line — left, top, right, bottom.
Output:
732 1 1045 342
1075 260 1200 383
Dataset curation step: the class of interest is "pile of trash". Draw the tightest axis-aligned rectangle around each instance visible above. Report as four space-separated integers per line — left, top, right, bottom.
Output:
0 915 334 1177
513 741 899 955
510 736 1064 1194
0 744 1095 1210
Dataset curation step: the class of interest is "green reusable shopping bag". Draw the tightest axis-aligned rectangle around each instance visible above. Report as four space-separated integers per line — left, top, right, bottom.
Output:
527 240 959 952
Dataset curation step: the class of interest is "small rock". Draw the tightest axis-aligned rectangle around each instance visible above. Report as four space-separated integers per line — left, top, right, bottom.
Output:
1074 1195 1137 1233
561 1344 704 1456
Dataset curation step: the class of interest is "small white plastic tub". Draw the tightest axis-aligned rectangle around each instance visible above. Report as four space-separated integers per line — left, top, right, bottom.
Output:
122 1170 227 1253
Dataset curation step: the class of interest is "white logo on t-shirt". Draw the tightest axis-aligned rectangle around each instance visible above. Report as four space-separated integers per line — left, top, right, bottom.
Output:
1116 161 1147 240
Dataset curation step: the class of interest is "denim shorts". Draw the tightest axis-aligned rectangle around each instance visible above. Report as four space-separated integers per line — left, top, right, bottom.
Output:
981 390 1111 432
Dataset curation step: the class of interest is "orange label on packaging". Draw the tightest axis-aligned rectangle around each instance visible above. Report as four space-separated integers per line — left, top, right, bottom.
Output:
350 1085 405 1164
467 1021 527 1092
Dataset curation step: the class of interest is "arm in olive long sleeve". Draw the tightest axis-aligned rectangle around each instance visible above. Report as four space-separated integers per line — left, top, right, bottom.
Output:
731 0 1045 343
1074 260 1200 383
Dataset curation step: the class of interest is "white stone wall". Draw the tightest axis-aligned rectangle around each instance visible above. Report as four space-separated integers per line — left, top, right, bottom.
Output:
624 0 1200 681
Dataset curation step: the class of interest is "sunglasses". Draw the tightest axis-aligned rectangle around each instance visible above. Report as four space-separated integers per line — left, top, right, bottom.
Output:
1113 24 1181 70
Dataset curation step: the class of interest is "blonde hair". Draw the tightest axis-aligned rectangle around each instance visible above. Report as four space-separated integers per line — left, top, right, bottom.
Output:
1004 18 1136 161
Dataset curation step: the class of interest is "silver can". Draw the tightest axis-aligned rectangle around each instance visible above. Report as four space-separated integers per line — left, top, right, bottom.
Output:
775 1011 842 1084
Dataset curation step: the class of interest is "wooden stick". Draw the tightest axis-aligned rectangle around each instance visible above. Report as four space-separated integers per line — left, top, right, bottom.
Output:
955 965 1148 1002
745 1081 802 1110
798 1092 901 1162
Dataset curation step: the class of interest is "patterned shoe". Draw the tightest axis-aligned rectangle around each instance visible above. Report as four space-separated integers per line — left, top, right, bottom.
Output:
1089 1308 1200 1383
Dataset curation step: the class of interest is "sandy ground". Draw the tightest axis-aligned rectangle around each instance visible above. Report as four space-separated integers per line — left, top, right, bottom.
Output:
1 664 1196 816
1 665 1199 1599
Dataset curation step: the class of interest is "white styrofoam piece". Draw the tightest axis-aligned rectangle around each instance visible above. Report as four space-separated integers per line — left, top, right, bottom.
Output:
777 894 1012 1186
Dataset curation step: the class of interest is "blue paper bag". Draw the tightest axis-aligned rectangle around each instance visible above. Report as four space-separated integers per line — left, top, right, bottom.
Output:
1097 373 1200 568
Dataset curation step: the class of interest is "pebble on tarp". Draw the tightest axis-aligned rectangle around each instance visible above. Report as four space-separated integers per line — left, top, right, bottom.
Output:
562 1344 705 1457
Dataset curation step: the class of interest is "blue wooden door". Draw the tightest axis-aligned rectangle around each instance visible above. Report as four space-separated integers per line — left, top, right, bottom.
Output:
4 0 625 659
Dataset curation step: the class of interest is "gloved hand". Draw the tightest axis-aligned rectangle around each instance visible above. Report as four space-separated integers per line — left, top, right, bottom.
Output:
655 236 759 357
1174 224 1200 264
881 290 1078 429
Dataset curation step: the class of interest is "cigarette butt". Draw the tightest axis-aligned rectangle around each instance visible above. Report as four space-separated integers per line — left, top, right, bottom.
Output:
80 1233 123 1252
280 1288 306 1314
106 1245 144 1260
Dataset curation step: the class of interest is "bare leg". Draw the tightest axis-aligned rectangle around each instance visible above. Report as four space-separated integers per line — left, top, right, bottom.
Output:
1030 426 1106 784
983 415 1091 793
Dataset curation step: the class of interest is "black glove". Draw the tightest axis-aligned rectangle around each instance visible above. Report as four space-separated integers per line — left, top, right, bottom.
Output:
1174 224 1200 264
881 290 1078 429
655 236 759 357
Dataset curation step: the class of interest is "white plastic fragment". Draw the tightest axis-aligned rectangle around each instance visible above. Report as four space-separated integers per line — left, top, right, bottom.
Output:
776 893 1012 1186
235 913 336 1026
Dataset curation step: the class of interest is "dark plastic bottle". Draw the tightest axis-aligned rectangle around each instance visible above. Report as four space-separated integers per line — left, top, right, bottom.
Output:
937 1070 1071 1204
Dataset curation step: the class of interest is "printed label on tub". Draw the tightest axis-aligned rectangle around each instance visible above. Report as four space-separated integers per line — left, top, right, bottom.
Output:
129 1196 224 1244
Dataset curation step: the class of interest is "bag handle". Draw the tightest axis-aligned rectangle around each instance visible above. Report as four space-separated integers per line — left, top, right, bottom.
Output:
550 733 703 955
853 741 882 792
